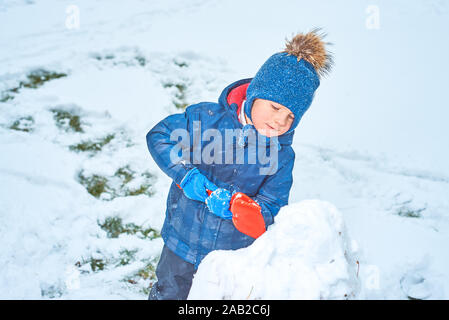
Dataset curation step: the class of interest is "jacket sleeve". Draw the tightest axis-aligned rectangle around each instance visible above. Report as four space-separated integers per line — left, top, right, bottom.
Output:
146 112 195 185
252 154 295 227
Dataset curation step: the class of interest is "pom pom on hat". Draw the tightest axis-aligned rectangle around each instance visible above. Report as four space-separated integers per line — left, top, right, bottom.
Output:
282 27 334 78
244 27 334 135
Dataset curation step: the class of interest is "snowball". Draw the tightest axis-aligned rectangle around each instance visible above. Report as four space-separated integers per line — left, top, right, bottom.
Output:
188 199 360 299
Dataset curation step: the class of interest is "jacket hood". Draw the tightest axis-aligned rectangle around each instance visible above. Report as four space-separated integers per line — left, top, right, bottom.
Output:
218 78 295 147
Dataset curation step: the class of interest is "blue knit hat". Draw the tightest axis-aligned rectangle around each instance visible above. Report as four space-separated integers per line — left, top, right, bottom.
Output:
245 28 334 135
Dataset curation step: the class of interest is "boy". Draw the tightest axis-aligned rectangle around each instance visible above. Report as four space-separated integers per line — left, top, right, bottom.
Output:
146 28 333 300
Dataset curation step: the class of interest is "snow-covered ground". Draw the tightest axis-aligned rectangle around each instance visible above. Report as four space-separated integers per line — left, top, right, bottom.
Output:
0 0 448 299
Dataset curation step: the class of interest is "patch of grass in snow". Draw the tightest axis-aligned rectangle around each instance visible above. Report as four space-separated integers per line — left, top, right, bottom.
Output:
122 256 159 295
77 166 156 200
80 250 140 273
173 58 188 68
50 108 83 133
118 167 156 198
162 59 192 109
397 206 425 218
78 172 112 199
0 92 14 102
79 250 139 273
88 258 107 272
98 216 160 240
77 243 159 294
41 282 65 299
135 260 157 281
117 249 139 266
90 51 147 67
9 116 34 132
115 166 134 185
23 69 67 89
93 53 115 61
1 69 67 102
135 55 147 67
69 133 115 155
162 81 189 109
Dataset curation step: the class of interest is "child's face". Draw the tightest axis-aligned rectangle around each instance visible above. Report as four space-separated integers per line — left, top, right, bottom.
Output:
249 98 294 137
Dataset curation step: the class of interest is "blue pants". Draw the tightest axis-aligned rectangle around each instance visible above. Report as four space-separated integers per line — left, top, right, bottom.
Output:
148 244 196 300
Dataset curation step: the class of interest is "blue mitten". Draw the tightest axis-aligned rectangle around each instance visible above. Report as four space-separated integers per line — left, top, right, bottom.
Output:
180 167 217 202
205 188 233 220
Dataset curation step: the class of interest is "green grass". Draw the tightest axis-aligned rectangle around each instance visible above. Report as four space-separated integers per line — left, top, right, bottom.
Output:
165 59 190 108
69 134 115 155
77 172 112 199
135 55 147 67
162 81 189 109
117 249 139 266
50 108 83 133
74 215 161 295
92 52 147 67
23 69 67 89
119 167 156 197
93 53 115 61
112 165 156 198
41 283 64 299
127 184 153 196
0 93 14 102
1 69 67 102
122 256 159 295
397 207 425 218
98 216 160 240
136 260 157 281
9 116 34 132
77 223 160 295
173 59 188 68
79 250 137 273
115 166 134 185
89 258 107 272
77 166 156 200
79 249 140 273
77 252 160 296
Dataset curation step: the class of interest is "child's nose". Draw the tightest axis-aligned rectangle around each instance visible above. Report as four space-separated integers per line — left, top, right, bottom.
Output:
274 114 289 127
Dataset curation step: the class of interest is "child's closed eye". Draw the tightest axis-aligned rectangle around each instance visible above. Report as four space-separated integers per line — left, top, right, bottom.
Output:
272 104 294 120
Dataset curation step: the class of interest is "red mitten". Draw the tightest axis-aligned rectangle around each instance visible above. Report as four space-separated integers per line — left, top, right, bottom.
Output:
230 192 266 239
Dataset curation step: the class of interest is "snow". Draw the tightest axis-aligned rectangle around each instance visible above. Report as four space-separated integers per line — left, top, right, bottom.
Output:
0 0 448 299
188 200 360 299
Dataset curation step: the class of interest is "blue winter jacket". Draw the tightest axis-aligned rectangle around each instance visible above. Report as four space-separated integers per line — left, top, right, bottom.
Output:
146 78 295 268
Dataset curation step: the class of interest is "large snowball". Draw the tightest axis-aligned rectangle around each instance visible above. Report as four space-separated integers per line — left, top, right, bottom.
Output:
188 199 360 299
